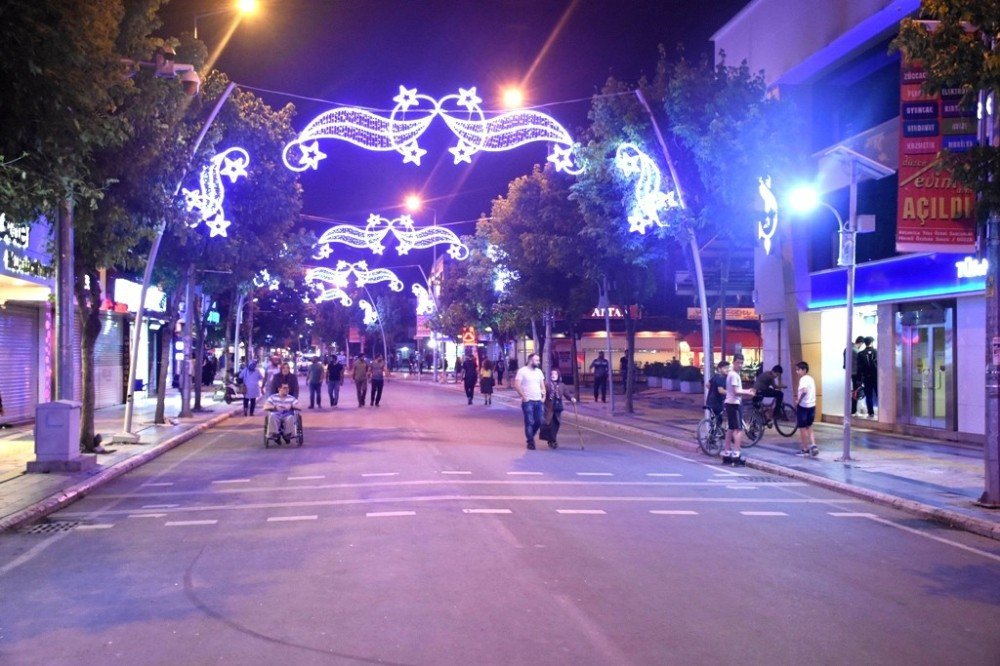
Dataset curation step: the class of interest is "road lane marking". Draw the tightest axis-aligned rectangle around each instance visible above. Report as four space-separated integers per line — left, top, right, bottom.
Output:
740 511 788 517
646 473 681 477
828 512 877 518
165 520 218 526
507 472 543 476
362 473 399 477
213 479 251 485
366 511 415 518
288 475 325 481
142 482 174 487
557 509 606 515
266 515 318 522
576 472 613 477
863 515 1000 564
726 485 758 490
650 510 698 516
128 513 166 519
74 524 114 531
462 509 512 514
142 504 179 509
441 471 473 475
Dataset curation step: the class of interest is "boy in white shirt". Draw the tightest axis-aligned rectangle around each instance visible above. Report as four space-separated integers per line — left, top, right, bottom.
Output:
723 354 755 466
794 361 819 457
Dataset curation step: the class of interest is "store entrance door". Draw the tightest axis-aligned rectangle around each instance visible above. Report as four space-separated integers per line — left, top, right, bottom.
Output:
895 306 953 429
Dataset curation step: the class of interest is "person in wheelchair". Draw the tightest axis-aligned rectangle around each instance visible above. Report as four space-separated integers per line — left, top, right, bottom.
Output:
752 364 786 422
264 382 300 444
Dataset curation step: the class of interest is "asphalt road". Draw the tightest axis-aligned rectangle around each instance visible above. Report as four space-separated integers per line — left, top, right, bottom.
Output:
2 379 999 665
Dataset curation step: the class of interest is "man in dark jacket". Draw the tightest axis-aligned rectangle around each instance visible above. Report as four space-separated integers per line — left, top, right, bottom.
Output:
857 337 878 417
461 354 478 405
844 336 865 415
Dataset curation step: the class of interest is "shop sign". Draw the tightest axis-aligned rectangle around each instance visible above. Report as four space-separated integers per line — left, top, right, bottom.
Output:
348 326 361 343
956 256 988 279
687 307 758 321
460 326 477 344
897 60 977 253
0 214 30 249
3 247 52 279
415 314 432 339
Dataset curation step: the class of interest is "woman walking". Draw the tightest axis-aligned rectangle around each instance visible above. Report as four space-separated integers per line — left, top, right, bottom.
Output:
542 369 576 449
240 361 264 417
479 359 495 405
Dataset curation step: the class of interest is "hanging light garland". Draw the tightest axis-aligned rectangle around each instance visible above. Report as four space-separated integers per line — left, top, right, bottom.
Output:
757 176 779 255
359 299 378 326
412 283 435 315
180 147 250 238
306 260 404 306
283 86 583 175
312 213 469 260
613 143 678 234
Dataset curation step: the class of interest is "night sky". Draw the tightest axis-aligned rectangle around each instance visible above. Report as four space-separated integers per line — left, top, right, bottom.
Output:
158 0 749 275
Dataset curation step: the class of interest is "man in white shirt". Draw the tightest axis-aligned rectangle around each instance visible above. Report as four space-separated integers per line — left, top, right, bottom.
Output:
514 353 546 450
794 361 819 456
723 354 755 466
264 383 299 444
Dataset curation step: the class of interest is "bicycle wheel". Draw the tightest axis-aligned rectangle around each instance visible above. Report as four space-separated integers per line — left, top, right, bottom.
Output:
743 410 764 446
774 403 799 437
696 418 722 456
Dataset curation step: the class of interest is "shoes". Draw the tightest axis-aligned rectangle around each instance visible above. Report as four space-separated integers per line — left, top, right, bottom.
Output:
308 405 314 409
795 449 810 457
732 454 746 467
810 445 819 457
721 451 731 465
243 411 248 416
526 441 536 450
548 440 558 449
375 402 380 407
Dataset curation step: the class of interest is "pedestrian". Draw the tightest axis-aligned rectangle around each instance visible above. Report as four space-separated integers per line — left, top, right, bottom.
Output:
263 354 282 390
705 359 729 426
353 355 369 407
479 359 495 405
269 361 300 398
858 336 878 417
507 357 518 388
369 354 386 406
307 357 325 408
844 336 865 415
794 361 819 456
264 382 299 445
752 364 786 421
495 356 505 388
590 350 609 402
326 355 343 406
240 360 264 417
722 353 755 466
541 369 576 449
514 353 546 450
461 353 478 405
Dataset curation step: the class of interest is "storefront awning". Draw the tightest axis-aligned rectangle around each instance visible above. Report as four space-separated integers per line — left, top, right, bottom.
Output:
681 328 761 351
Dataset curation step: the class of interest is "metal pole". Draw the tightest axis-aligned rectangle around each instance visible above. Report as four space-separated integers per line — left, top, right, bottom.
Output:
179 264 194 418
980 77 1000 505
432 210 439 382
114 82 236 443
840 160 859 462
363 286 389 364
602 276 615 413
234 291 245 373
55 196 75 401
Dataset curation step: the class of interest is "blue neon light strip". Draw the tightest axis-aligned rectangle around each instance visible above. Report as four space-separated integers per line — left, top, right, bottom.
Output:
808 253 985 309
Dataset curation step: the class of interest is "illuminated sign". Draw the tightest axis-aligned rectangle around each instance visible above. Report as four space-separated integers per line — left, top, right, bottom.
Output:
0 213 30 249
757 176 778 255
687 307 758 321
4 248 51 279
460 326 477 344
588 306 624 319
956 256 988 279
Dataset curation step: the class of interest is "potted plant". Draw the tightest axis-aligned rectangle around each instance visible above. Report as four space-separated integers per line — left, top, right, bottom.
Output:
663 359 681 390
678 364 704 393
645 361 665 388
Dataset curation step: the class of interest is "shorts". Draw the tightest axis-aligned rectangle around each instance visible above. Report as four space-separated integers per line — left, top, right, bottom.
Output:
725 403 742 430
796 405 816 428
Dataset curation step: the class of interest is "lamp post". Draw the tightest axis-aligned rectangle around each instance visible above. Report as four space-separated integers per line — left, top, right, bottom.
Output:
789 182 858 462
404 196 441 381
194 0 259 39
397 263 442 383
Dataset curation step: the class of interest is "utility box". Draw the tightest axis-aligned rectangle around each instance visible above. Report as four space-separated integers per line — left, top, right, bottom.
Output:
27 401 96 473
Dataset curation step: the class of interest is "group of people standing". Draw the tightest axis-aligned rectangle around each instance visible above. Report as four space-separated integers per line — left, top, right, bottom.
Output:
846 336 879 417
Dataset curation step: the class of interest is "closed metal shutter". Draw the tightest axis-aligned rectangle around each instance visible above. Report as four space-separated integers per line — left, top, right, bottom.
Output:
94 314 124 409
0 305 40 424
72 314 83 402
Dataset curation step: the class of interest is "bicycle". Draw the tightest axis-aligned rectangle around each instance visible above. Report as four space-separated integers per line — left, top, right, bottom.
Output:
696 409 727 456
743 396 798 445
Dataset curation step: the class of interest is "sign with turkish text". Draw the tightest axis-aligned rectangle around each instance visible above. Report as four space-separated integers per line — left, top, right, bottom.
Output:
687 307 758 321
897 60 977 253
415 315 432 339
348 326 361 344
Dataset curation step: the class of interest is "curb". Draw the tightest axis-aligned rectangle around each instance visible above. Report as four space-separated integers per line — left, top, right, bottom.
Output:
417 380 1000 541
0 409 240 533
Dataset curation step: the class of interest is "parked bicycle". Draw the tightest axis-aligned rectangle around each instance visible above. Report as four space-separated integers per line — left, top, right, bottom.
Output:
743 396 798 445
696 409 727 456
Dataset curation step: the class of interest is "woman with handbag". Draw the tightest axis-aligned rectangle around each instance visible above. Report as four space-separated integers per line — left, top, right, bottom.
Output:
542 369 575 449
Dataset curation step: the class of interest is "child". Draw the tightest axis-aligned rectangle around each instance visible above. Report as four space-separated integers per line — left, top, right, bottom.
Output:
794 361 819 457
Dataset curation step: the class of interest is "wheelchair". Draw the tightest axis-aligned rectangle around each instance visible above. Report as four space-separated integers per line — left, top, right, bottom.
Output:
263 409 303 448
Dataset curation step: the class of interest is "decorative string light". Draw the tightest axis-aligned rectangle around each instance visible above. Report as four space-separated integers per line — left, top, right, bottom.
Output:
253 268 280 291
359 299 378 326
312 214 469 260
283 86 583 175
181 147 250 238
757 176 778 255
412 283 435 315
613 143 678 234
486 243 517 293
305 260 404 305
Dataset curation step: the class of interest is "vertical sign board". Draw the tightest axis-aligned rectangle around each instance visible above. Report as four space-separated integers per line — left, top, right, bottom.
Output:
897 60 977 253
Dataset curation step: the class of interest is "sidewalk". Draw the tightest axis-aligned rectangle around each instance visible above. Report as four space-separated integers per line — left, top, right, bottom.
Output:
0 388 240 531
413 376 1000 541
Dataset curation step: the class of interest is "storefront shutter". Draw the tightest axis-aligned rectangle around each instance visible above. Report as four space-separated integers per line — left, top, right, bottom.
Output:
0 305 40 424
94 314 124 409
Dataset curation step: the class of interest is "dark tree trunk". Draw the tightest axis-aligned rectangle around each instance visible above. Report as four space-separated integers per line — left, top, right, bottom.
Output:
570 322 580 402
74 269 103 452
193 293 205 411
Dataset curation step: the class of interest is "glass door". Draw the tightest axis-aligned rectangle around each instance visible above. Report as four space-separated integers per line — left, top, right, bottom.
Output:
895 306 953 429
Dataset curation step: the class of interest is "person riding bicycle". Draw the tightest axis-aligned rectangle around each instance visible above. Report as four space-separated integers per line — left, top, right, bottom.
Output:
264 382 299 444
706 360 729 423
752 364 786 422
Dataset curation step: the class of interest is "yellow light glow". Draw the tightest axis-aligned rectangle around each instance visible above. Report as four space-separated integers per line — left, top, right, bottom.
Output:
501 87 525 109
404 194 422 212
236 0 259 15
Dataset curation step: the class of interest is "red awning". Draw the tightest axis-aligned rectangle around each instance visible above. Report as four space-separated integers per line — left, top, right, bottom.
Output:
682 328 761 351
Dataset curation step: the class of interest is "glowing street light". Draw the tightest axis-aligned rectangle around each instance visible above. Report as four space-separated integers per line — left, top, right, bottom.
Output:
501 86 525 109
403 194 441 382
194 0 260 39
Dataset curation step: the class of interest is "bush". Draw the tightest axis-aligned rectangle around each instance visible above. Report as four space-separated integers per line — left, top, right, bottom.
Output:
664 360 681 379
678 365 703 383
646 361 666 378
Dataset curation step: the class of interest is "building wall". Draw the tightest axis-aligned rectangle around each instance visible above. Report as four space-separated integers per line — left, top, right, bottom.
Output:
957 296 986 435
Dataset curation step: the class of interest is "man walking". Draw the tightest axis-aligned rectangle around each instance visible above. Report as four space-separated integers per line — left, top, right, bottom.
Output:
369 354 386 406
722 353 755 466
353 355 369 407
590 351 609 403
461 353 478 405
844 336 864 415
514 353 546 450
858 336 878 417
326 355 343 406
307 357 325 409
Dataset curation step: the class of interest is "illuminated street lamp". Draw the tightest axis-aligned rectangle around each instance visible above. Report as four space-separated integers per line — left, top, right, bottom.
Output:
403 195 442 381
501 86 525 109
194 0 260 39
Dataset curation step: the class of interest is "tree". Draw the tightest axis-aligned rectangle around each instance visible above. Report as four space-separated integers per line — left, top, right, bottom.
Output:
891 0 1000 506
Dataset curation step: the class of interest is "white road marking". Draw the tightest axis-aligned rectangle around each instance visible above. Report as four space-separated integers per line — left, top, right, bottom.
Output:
266 515 318 522
726 485 758 490
557 509 607 515
362 473 399 477
646 473 681 477
142 482 174 487
507 471 543 476
127 513 166 519
462 509 513 514
142 504 179 509
864 515 1000 564
828 512 877 518
74 524 114 531
576 472 613 477
165 520 218 526
650 510 698 516
441 471 473 475
213 479 251 485
366 511 415 518
740 511 788 517
288 475 325 481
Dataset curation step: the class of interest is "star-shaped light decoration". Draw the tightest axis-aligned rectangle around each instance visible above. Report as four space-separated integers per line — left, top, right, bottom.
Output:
313 244 334 260
449 141 475 164
298 141 327 170
219 156 249 182
393 86 419 111
205 215 231 238
547 144 576 172
401 141 427 166
457 87 483 110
